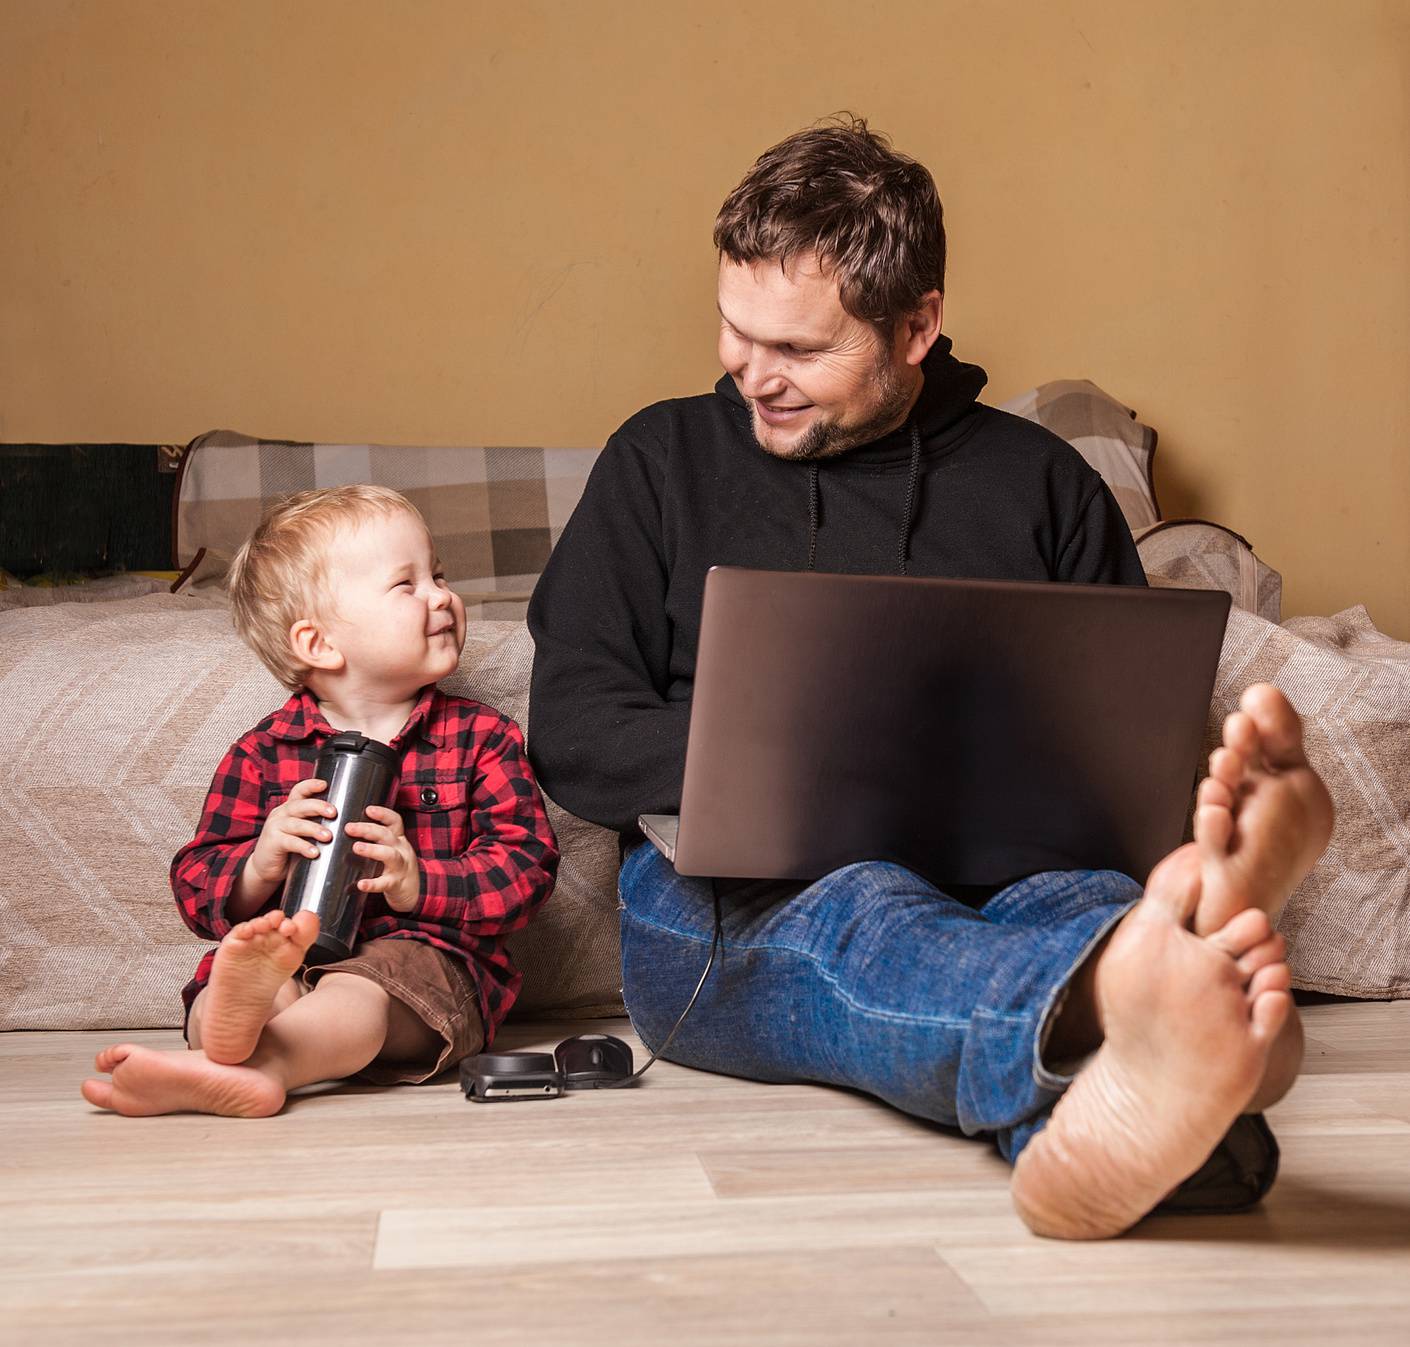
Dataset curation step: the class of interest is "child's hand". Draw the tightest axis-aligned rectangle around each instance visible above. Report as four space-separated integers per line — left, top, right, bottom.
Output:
346 806 421 912
246 778 338 891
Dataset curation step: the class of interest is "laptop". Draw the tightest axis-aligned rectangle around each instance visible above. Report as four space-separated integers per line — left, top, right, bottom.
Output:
639 567 1229 887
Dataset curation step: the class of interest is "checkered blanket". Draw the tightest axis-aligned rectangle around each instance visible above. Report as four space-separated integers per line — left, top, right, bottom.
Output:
174 430 600 618
172 382 1169 618
998 378 1160 533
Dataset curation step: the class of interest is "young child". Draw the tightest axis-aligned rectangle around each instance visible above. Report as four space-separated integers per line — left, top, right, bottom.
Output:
81 485 559 1117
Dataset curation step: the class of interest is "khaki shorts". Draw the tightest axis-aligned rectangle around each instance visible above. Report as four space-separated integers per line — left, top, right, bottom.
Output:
303 936 485 1084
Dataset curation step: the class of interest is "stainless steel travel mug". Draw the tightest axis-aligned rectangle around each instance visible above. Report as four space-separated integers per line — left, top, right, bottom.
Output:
279 732 399 963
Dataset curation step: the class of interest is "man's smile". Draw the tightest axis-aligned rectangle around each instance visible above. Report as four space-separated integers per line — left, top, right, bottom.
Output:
755 400 814 427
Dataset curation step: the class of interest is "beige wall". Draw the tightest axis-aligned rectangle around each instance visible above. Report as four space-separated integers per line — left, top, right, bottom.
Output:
3 0 1407 634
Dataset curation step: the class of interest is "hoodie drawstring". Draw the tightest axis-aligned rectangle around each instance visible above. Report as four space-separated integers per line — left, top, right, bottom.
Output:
806 462 820 571
804 420 922 575
897 421 921 576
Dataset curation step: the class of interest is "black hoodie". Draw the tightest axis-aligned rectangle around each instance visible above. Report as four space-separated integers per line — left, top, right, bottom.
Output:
527 340 1146 834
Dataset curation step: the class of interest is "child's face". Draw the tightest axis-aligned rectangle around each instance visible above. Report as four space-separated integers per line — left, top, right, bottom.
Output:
314 511 466 697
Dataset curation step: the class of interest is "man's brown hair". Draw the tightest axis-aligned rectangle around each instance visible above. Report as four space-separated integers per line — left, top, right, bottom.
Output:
713 114 945 330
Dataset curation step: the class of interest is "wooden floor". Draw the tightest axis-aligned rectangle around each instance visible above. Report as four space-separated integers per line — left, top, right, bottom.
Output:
4 1000 1409 1345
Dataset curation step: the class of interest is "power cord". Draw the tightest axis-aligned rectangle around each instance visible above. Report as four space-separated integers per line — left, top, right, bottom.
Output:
459 879 725 1100
602 878 724 1087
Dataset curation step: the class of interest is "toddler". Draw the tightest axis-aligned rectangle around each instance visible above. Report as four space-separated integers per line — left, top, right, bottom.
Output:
82 485 559 1116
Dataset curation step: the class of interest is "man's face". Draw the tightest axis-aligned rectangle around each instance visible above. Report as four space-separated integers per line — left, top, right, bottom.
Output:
717 253 920 461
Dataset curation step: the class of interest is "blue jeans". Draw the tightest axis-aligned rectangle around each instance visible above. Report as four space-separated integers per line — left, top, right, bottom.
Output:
618 843 1140 1161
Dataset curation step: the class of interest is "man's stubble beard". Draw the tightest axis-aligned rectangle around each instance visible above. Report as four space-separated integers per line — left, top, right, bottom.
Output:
750 352 916 463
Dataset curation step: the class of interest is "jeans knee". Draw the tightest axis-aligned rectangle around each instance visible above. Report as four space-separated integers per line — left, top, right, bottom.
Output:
619 908 697 1047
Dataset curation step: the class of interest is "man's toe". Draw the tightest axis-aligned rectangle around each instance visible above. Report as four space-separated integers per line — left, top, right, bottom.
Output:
1241 684 1306 769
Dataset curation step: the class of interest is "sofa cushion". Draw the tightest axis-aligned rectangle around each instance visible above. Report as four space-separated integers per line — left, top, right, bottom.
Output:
441 622 624 1018
1137 518 1283 622
1203 606 1410 997
0 596 622 1032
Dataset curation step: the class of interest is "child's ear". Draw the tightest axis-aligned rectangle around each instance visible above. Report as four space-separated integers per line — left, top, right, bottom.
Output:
289 618 345 673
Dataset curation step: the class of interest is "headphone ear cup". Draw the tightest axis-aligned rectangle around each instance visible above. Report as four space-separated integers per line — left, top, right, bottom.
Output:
555 1033 636 1089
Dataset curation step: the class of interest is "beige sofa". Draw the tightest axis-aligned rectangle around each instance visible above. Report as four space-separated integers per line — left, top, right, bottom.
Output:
4 382 1408 1035
0 599 623 1030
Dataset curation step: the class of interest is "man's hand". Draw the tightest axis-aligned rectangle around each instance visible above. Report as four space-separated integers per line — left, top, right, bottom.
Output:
346 805 421 913
242 777 338 896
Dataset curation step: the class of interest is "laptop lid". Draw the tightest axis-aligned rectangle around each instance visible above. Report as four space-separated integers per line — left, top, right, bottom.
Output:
671 567 1229 887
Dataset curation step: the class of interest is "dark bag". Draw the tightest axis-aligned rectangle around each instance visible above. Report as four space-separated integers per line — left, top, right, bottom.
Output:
1155 1112 1280 1214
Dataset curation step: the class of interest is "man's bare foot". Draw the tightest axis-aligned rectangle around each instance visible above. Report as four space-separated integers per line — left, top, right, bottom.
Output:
1010 847 1292 1239
1207 903 1305 1110
1192 683 1333 938
80 1044 285 1118
199 910 319 1064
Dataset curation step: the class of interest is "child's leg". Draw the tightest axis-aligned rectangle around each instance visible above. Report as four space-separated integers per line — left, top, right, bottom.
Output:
80 973 438 1118
188 909 320 1064
245 972 440 1089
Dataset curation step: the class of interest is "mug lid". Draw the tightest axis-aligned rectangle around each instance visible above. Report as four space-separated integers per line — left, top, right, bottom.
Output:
322 732 399 770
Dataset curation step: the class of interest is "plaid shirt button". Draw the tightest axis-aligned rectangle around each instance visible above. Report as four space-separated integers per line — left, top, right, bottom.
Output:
420 786 439 806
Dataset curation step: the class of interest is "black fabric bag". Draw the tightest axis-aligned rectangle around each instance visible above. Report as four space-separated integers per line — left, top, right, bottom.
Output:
1155 1113 1280 1214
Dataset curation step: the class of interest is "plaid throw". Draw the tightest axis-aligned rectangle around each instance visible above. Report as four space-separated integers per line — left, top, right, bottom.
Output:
175 385 1158 615
1000 379 1160 533
174 430 601 618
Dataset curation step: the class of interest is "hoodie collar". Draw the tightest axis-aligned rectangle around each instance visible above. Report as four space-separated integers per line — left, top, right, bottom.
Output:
714 336 988 468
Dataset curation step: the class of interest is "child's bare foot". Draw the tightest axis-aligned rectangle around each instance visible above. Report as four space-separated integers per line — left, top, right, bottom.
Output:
1011 847 1292 1239
1192 683 1334 937
199 910 319 1064
80 1044 285 1118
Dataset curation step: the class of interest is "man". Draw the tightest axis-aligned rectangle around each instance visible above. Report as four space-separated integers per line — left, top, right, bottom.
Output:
527 118 1332 1238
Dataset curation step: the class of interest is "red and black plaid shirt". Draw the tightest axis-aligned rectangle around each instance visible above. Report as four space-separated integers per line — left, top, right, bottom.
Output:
172 685 558 1041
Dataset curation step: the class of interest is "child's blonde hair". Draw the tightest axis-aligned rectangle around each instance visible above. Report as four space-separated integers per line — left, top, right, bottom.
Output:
228 484 427 690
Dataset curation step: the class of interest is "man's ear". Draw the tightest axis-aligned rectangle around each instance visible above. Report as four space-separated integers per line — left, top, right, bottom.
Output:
289 618 345 673
901 291 944 368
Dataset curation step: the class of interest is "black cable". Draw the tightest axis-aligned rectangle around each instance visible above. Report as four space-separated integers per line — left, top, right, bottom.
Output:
602 878 724 1087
